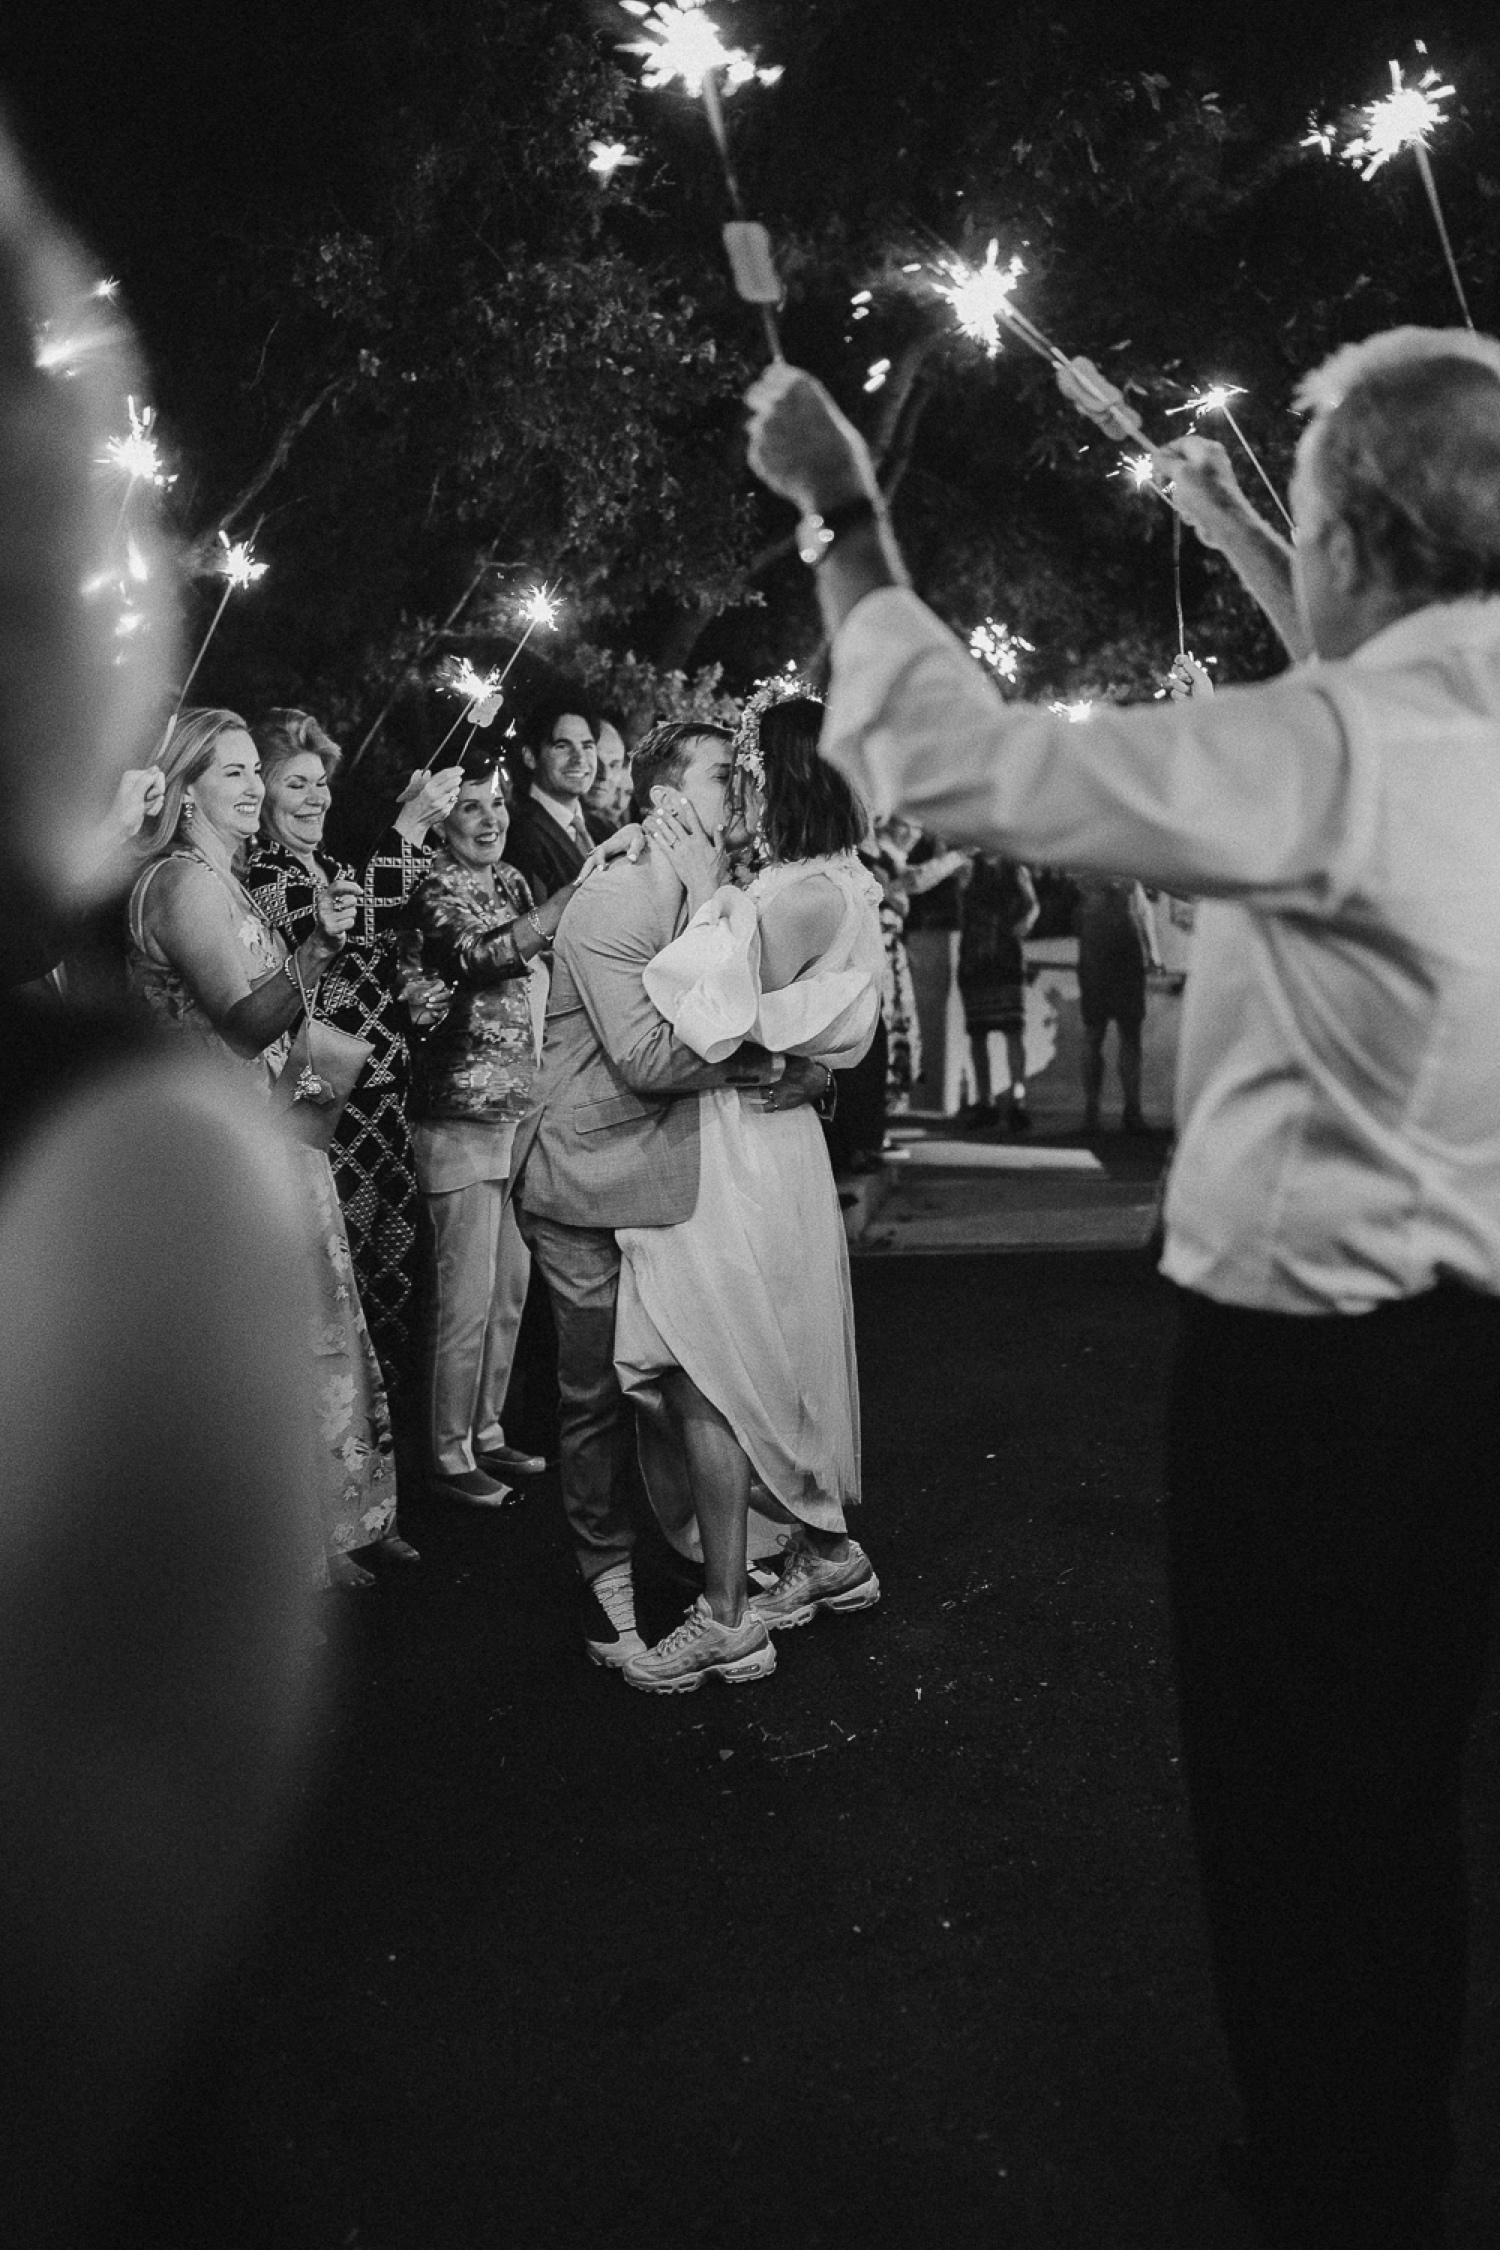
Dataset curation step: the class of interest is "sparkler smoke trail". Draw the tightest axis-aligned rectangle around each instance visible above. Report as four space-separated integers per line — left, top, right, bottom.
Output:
619 1 785 357
1167 384 1294 532
1344 59 1473 329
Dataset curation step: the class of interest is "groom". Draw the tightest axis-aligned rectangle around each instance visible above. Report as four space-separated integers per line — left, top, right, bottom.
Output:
512 718 829 1667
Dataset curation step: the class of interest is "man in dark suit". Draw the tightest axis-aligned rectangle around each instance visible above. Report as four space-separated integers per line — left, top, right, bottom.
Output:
512 720 829 1669
504 691 614 903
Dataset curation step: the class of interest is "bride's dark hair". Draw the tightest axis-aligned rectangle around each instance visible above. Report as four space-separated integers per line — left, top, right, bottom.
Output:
756 698 869 862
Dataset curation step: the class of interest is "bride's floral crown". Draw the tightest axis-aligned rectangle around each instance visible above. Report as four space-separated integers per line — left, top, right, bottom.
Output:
730 668 812 787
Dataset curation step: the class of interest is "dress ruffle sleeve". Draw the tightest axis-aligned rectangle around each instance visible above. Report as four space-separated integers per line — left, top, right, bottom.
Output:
643 883 880 1066
642 887 763 1063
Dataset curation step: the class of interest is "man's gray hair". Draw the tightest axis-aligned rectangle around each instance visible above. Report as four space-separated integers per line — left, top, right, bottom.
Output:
1295 326 1500 600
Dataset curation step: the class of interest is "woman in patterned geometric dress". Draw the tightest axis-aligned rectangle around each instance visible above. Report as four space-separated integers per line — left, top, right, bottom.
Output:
126 707 399 1586
244 710 460 1424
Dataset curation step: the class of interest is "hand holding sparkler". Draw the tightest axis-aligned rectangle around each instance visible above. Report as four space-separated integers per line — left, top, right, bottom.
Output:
744 362 880 514
1155 433 1268 553
396 764 464 836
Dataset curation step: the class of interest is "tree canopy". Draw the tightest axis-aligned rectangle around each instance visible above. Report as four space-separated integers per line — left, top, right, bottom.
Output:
7 0 1500 778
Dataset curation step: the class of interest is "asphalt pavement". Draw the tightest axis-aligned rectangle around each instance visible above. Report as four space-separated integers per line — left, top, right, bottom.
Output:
93 1239 1500 2250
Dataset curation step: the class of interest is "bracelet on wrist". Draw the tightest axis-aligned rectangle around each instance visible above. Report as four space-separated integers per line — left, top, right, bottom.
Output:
525 909 554 954
795 494 880 569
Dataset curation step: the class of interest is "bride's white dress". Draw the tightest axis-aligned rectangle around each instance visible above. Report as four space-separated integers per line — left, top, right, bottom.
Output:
615 855 885 1554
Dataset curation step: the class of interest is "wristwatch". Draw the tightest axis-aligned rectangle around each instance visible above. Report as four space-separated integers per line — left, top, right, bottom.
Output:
795 494 879 569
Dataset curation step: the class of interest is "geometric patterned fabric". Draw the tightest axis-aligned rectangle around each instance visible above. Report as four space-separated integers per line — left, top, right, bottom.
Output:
243 829 430 1398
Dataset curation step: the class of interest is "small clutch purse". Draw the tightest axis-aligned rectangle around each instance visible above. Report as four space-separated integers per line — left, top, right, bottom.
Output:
271 955 372 1151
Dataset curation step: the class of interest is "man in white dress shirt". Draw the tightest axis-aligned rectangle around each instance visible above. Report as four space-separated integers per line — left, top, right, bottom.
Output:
745 329 1500 2250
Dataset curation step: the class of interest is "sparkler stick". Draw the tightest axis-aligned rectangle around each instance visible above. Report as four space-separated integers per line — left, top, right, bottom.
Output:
1172 511 1186 657
1342 59 1472 329
619 1 785 357
1166 385 1294 532
169 534 267 725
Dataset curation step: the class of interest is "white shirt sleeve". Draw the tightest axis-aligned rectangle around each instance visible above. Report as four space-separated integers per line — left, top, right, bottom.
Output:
821 587 1371 909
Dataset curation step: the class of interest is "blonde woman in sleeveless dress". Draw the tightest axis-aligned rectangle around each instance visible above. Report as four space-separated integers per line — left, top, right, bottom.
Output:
126 708 398 1586
613 693 885 1692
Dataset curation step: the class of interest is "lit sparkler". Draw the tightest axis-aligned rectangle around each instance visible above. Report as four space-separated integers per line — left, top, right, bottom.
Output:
494 582 562 688
932 241 1026 357
432 657 505 758
619 1 785 357
620 0 780 94
1343 58 1472 328
93 276 122 302
99 396 174 491
1167 383 1293 531
588 139 640 179
968 619 1034 686
1048 698 1096 724
167 531 270 727
1120 452 1158 491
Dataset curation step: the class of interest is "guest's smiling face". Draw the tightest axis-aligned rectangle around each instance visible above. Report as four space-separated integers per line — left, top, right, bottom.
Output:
189 729 264 848
443 771 510 869
261 749 332 857
529 711 597 800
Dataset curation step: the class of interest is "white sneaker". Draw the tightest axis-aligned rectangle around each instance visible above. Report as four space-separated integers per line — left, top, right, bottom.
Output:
749 1536 880 1630
621 1597 776 1693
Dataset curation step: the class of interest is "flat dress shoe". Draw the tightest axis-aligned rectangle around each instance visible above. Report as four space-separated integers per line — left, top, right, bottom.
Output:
477 1443 548 1479
621 1598 775 1693
749 1538 880 1630
430 1467 515 1508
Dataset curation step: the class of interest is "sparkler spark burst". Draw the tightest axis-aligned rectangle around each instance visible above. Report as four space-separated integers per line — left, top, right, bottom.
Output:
1120 452 1158 489
619 1 781 96
100 396 173 489
217 532 268 590
441 657 503 706
1300 117 1337 157
92 276 121 301
1343 61 1455 178
1048 697 1096 724
968 619 1035 684
587 139 640 178
1168 383 1247 421
933 241 1025 357
520 584 561 631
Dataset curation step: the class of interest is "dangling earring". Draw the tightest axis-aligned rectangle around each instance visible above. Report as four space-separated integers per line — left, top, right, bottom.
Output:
181 795 195 830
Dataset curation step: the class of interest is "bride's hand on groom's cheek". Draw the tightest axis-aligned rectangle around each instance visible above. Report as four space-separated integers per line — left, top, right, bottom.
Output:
645 789 728 908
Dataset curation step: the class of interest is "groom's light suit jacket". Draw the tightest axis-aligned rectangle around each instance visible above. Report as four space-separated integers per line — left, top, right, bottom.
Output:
513 857 732 1229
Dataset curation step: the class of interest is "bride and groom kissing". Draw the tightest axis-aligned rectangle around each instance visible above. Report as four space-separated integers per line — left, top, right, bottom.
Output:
511 691 884 1691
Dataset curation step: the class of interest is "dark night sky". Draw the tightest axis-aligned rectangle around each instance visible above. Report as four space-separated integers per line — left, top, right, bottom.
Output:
8 0 1500 382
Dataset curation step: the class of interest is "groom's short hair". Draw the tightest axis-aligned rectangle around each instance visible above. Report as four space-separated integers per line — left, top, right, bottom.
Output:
628 720 731 820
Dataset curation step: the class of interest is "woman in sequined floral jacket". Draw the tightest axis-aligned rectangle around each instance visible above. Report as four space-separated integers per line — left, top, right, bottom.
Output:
404 766 581 1508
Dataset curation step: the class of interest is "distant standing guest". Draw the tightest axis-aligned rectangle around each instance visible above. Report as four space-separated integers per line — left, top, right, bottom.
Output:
958 855 1039 1131
244 710 461 1422
405 767 581 1507
504 692 612 902
1074 874 1163 1134
583 710 633 834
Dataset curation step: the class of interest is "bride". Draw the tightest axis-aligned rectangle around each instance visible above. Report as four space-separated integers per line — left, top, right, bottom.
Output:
612 687 886 1693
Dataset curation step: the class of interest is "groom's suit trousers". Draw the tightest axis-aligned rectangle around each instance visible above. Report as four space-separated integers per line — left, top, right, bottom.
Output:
516 1208 634 1583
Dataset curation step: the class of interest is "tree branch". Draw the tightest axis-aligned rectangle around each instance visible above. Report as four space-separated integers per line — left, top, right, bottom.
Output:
181 376 347 576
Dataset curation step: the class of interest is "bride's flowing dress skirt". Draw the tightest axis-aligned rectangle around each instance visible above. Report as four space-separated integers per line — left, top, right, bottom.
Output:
614 859 886 1556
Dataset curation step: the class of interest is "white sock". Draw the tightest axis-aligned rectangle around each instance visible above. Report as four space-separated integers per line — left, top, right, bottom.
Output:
592 1560 637 1632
